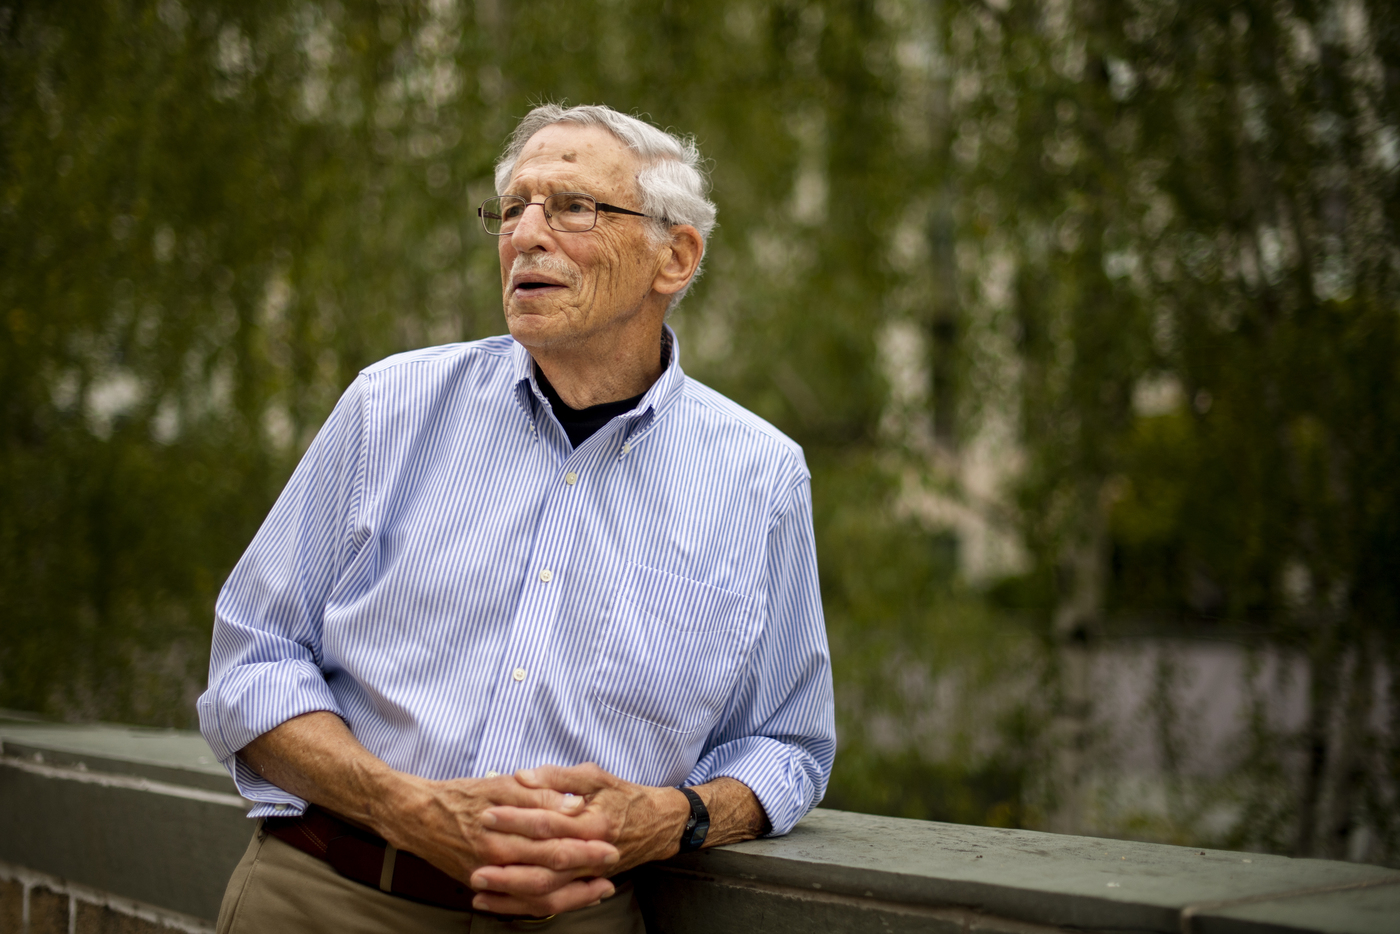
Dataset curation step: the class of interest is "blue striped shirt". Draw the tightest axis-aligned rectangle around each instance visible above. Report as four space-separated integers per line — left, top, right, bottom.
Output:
197 329 835 836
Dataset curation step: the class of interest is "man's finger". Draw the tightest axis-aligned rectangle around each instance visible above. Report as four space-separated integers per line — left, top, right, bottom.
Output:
483 805 611 840
515 763 609 795
470 875 615 917
474 778 587 812
469 863 575 896
479 831 619 871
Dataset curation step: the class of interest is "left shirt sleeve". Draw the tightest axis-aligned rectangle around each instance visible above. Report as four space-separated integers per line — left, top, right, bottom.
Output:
684 475 836 836
197 376 370 810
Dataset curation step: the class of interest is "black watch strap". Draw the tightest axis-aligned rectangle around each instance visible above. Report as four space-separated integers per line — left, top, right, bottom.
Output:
677 786 710 853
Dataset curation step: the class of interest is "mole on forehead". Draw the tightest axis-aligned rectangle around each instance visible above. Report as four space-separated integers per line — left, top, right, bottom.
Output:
562 151 577 162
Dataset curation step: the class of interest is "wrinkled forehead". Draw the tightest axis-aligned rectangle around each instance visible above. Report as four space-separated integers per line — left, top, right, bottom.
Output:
506 123 641 198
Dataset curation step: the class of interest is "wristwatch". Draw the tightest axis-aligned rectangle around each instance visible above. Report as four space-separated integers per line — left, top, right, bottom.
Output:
677 786 710 852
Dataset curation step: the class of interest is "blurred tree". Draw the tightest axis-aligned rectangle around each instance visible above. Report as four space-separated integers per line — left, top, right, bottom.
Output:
0 0 944 763
937 0 1399 858
4 0 1395 863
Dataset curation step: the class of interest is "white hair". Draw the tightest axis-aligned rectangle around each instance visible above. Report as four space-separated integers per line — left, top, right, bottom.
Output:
494 103 717 310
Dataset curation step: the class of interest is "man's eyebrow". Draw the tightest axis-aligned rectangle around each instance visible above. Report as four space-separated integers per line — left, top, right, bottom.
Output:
504 180 591 198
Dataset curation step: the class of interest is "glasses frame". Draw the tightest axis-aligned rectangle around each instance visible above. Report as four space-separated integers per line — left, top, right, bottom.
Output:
478 192 654 236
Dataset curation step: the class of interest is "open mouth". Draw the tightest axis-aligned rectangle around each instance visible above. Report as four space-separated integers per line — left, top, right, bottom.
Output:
511 273 569 297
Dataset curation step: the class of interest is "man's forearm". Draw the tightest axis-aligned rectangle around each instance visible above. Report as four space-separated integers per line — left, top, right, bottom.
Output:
692 776 770 849
238 710 409 831
616 775 770 865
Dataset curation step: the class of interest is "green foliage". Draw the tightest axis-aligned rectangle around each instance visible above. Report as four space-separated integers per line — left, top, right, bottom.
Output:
937 0 1399 858
813 452 1045 826
0 0 919 725
3 0 1397 861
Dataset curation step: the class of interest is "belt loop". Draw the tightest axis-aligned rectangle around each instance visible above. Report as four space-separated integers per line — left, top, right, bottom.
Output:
379 843 398 893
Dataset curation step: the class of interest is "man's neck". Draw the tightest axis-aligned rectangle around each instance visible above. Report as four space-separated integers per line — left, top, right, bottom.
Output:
528 323 667 409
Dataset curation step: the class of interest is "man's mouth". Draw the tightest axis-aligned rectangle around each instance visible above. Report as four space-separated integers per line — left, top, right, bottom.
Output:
510 275 571 299
509 256 576 298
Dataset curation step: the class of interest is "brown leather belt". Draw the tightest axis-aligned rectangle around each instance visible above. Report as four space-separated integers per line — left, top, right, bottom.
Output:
263 806 481 911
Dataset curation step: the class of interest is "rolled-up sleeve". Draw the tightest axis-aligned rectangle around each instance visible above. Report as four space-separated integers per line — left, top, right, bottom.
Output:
686 476 835 836
197 378 368 808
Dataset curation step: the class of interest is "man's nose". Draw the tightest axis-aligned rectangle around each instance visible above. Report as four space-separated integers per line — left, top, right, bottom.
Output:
508 201 555 250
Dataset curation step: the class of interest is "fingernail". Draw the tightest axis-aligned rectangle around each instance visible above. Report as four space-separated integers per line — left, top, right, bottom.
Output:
481 811 497 827
519 768 537 782
604 852 620 865
561 793 582 810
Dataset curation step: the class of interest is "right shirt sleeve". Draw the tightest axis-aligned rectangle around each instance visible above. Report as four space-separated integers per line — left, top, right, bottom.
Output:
685 474 836 836
196 376 370 808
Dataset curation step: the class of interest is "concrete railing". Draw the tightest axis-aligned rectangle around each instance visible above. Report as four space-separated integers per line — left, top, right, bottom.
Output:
2 715 1397 934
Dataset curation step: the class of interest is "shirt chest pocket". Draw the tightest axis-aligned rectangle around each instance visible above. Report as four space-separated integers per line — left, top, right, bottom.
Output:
591 564 755 734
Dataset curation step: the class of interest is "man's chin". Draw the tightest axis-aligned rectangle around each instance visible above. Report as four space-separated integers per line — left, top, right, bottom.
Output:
506 311 578 350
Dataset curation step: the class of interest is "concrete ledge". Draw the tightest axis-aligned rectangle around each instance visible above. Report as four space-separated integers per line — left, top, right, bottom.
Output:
3 720 1397 933
640 810 1400 934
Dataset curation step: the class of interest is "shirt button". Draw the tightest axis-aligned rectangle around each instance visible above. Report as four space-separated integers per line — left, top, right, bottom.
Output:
565 472 578 486
539 568 553 582
621 443 632 454
485 770 500 778
274 803 287 811
512 668 526 682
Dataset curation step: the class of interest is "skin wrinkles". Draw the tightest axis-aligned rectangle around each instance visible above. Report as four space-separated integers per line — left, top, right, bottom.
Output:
236 120 768 921
509 252 580 296
499 124 702 410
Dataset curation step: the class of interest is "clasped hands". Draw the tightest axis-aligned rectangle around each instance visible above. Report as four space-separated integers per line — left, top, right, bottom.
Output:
389 763 686 918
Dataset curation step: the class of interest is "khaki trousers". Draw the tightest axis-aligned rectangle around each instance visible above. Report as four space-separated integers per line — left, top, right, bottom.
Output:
217 822 647 934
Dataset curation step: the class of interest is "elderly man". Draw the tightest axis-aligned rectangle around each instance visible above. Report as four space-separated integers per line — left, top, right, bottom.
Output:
199 104 834 933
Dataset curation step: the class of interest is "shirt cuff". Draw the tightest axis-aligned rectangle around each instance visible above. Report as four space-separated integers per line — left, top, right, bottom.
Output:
685 735 823 837
197 658 344 815
233 757 310 818
199 658 343 760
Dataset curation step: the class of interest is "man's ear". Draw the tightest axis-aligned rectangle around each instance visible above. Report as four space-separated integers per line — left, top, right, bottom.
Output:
652 225 704 296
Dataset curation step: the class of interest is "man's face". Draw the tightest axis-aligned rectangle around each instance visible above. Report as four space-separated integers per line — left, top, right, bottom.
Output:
498 123 666 352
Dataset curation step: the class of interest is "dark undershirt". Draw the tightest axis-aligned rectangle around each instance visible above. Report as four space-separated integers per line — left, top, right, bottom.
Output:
536 369 645 448
534 331 672 448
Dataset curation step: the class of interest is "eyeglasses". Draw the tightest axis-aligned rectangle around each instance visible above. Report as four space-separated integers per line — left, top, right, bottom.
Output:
478 193 653 236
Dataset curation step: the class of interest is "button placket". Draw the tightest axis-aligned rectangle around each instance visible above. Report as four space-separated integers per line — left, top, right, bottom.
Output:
473 447 588 773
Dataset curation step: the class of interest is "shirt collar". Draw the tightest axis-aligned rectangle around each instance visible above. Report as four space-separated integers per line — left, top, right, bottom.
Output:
511 324 687 430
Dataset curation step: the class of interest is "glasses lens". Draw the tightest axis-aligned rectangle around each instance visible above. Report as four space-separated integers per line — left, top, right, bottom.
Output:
480 196 525 235
545 193 598 232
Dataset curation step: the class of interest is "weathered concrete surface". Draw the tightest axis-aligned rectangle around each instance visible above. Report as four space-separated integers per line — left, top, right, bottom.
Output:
1196 881 1400 934
0 723 250 921
3 720 1398 932
646 810 1400 934
1 861 217 934
0 721 235 793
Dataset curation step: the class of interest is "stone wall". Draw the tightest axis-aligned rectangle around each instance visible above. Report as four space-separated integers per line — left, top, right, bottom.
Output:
3 719 1398 934
0 863 212 934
